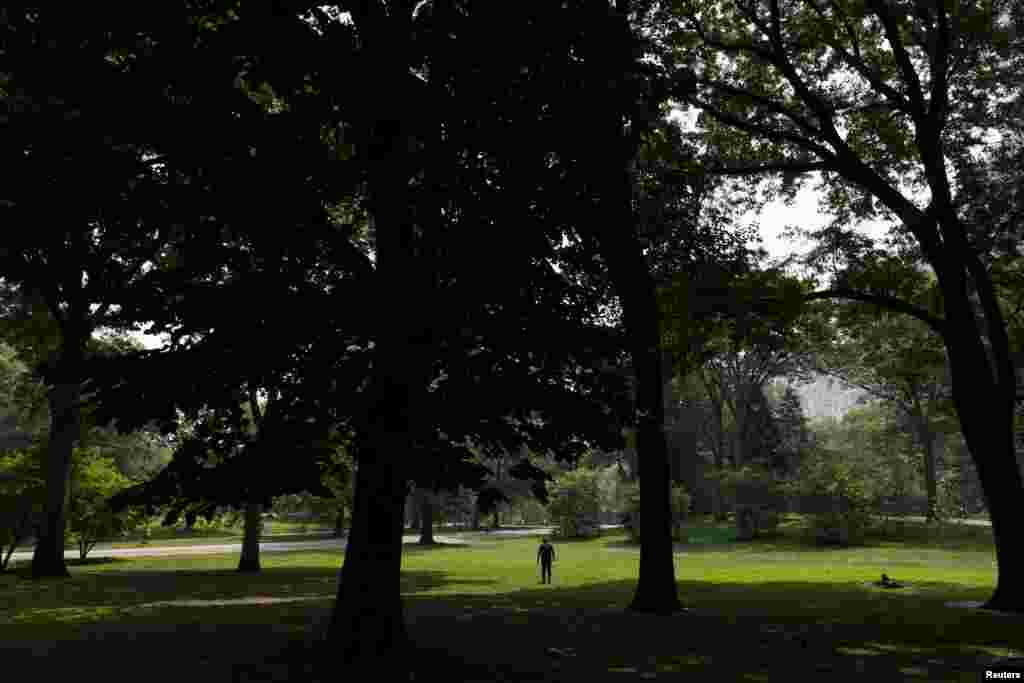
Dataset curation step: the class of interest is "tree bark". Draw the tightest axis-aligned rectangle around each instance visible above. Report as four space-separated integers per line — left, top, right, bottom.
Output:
418 489 435 545
579 0 681 616
408 490 421 532
912 412 939 522
31 359 82 579
940 282 1024 612
334 503 346 538
470 499 480 530
237 501 262 573
323 449 410 677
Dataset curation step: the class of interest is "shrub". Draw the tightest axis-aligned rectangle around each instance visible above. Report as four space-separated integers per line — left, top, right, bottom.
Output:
547 468 601 538
623 481 691 543
784 447 876 546
66 447 135 559
710 464 788 513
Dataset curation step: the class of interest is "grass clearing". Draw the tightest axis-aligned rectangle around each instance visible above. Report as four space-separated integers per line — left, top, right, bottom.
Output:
1 516 1020 682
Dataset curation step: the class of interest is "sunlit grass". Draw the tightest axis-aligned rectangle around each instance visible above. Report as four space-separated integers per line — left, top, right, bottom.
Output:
1 516 1018 682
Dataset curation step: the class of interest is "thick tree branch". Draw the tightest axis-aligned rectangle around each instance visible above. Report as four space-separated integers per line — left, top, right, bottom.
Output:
709 81 825 140
800 288 947 337
690 97 836 161
764 0 844 149
960 237 1018 400
865 0 927 117
801 0 912 114
704 160 829 176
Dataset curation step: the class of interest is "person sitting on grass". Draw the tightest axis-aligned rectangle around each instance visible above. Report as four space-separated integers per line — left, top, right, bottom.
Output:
537 537 556 584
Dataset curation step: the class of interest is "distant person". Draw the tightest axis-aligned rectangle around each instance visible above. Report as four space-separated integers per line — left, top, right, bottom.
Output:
537 537 556 584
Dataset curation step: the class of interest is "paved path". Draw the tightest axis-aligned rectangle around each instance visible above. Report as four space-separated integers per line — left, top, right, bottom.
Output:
7 526 627 562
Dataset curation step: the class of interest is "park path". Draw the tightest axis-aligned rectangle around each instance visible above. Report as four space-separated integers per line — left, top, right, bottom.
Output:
6 525 625 562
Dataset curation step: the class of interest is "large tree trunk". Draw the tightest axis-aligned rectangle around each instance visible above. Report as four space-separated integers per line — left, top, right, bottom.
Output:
418 489 435 545
581 0 681 616
321 78 427 672
237 501 262 573
940 276 1024 612
470 499 480 530
323 449 410 677
31 357 83 580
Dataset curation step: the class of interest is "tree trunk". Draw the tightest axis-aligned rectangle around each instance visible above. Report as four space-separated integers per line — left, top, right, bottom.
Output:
965 402 1024 612
915 416 939 522
31 374 81 580
941 285 1024 612
418 490 435 545
711 448 726 522
237 501 262 573
408 491 421 532
491 508 500 530
579 0 681 615
321 95 426 674
323 450 410 677
334 503 346 538
470 499 480 530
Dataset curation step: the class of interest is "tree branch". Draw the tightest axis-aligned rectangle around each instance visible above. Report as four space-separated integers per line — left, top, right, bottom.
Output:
765 0 844 148
708 80 825 140
926 2 950 140
689 96 836 161
802 0 912 114
865 0 927 118
705 160 829 176
800 288 947 337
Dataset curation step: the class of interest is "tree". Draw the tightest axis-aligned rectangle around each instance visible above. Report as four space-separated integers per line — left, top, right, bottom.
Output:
547 467 602 538
769 384 813 477
806 265 966 520
669 0 1024 611
0 447 45 571
65 446 133 560
0 5 279 579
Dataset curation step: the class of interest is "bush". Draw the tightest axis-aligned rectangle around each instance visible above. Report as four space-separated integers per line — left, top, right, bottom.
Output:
547 468 601 538
784 448 876 546
66 447 135 559
709 464 788 514
623 481 691 543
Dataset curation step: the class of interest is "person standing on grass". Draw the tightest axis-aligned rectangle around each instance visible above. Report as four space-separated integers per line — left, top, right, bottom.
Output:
537 537 556 584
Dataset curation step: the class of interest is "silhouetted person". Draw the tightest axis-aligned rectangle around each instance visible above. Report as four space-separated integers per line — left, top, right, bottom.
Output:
537 537 556 584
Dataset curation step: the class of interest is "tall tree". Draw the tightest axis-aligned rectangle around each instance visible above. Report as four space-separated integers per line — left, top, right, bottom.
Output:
0 3 308 579
769 384 813 477
670 0 1024 611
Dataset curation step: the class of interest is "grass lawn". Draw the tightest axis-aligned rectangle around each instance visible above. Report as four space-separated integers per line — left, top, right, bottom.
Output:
1 515 1020 682
10 519 338 554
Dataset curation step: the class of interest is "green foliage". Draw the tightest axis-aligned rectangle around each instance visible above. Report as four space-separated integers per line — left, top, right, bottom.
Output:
708 463 787 511
768 384 813 476
66 446 135 559
0 446 46 569
783 446 877 546
935 466 971 522
622 481 691 542
547 468 601 538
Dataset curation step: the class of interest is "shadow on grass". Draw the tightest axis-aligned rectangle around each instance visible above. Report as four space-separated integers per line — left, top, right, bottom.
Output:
400 540 477 554
241 576 1024 682
4 560 1021 682
2 563 496 619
